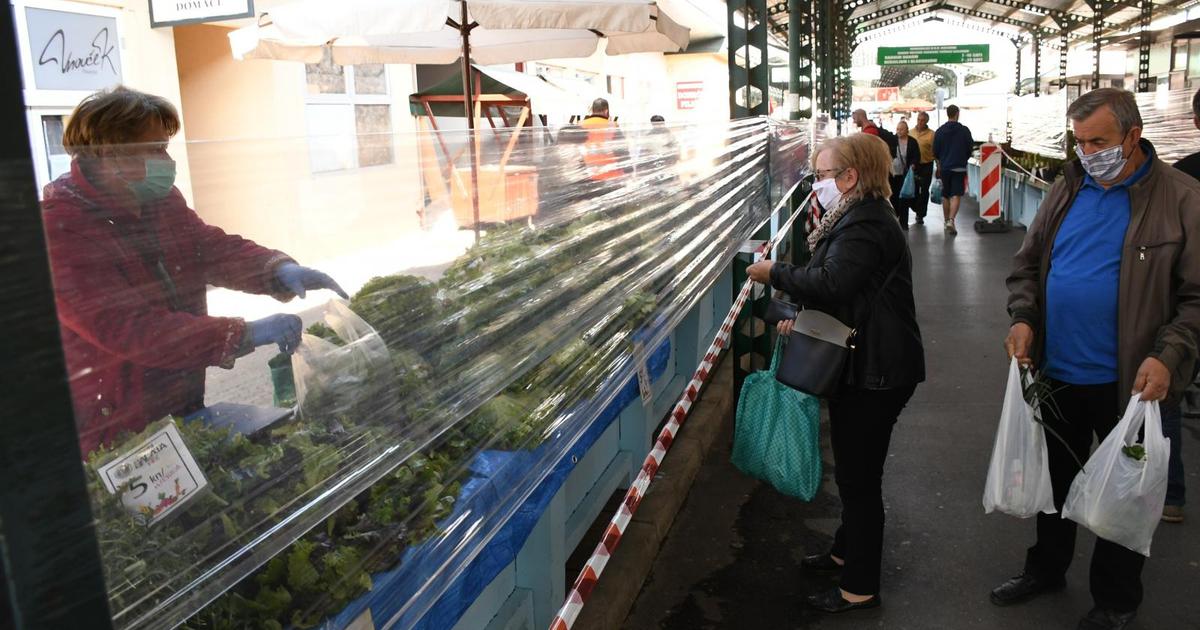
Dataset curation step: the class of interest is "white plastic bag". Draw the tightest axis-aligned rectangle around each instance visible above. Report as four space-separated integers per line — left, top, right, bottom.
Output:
983 359 1057 518
293 300 392 421
1062 397 1169 556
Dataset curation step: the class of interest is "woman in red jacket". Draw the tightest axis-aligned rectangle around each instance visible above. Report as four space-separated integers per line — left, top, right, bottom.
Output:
43 86 346 455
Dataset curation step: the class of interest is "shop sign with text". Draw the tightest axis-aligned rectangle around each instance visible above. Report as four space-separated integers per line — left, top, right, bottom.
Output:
676 81 704 110
877 45 990 65
25 7 123 92
150 0 254 28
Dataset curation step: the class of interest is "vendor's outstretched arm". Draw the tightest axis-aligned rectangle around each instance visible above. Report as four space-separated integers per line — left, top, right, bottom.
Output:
50 224 248 370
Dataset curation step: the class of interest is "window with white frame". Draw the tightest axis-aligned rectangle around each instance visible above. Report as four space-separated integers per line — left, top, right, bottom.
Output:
304 50 394 173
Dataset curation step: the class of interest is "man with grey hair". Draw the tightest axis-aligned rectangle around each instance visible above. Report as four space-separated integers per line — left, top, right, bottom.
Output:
996 87 1200 630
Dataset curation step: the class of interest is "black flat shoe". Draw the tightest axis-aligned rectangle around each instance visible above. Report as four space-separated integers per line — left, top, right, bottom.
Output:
989 572 1066 607
801 553 843 573
806 587 880 613
1077 607 1137 630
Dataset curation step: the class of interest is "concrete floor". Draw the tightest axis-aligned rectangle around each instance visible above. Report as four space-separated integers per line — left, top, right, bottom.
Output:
623 199 1200 630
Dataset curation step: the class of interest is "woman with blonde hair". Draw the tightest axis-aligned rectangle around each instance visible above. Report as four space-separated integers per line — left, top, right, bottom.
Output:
747 133 925 613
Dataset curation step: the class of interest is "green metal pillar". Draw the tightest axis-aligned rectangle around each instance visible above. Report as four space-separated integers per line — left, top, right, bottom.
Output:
1034 35 1042 96
1091 0 1105 89
728 0 771 118
729 0 773 391
788 0 814 120
1137 0 1153 92
815 0 837 121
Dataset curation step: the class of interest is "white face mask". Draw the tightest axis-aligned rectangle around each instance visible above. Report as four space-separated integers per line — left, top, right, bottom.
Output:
813 177 843 211
1076 136 1131 182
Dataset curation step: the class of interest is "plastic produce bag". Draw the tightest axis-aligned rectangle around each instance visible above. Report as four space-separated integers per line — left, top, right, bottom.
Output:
899 169 916 199
1062 397 1169 556
982 359 1056 518
930 177 943 204
293 300 394 422
732 337 822 500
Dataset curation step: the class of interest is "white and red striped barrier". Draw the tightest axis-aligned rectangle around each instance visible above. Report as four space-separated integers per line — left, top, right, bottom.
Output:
979 142 1002 222
550 188 811 630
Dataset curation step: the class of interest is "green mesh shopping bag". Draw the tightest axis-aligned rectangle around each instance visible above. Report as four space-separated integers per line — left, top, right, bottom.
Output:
732 337 822 500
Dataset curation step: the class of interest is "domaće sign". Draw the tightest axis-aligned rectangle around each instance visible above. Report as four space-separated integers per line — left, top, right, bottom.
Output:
25 7 123 92
149 0 254 28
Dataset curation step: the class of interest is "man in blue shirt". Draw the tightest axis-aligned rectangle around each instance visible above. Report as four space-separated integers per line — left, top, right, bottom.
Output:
933 104 974 235
999 88 1200 630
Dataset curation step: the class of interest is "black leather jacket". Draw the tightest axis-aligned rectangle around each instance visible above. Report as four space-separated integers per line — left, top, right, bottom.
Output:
769 196 926 391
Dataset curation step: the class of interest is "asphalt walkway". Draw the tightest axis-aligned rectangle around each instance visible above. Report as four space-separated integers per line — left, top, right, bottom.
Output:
622 198 1200 630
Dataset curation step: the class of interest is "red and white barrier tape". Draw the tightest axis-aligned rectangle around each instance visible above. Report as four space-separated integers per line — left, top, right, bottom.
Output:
994 144 1051 187
550 187 811 630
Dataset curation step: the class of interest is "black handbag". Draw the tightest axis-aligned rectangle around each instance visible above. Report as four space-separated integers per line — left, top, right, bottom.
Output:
763 294 798 326
775 262 902 397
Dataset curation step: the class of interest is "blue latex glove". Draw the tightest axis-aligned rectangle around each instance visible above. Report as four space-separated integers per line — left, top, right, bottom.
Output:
275 262 349 299
249 313 304 354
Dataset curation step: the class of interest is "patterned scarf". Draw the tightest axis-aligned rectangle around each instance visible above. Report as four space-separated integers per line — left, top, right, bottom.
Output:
806 194 856 251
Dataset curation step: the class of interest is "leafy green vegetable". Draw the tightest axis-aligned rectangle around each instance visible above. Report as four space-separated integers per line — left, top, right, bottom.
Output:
1122 444 1146 461
94 203 674 628
304 321 345 345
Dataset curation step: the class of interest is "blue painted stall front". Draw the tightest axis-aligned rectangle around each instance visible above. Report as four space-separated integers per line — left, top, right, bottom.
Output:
320 264 734 630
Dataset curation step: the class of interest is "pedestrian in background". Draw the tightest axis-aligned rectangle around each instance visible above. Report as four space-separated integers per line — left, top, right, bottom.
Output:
999 87 1200 630
910 111 936 225
746 133 925 615
889 120 921 230
933 104 973 235
1161 85 1200 523
580 98 627 184
852 109 881 137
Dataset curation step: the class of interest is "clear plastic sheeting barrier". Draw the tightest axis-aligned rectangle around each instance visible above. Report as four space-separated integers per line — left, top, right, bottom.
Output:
43 116 809 629
1009 92 1067 159
1138 88 1200 165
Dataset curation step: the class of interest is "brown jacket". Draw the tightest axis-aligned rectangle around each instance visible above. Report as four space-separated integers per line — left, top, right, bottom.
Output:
1007 140 1200 409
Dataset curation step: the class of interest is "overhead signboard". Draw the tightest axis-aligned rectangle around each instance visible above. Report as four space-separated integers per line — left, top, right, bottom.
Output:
877 45 990 66
149 0 254 28
676 81 704 110
853 86 900 103
25 7 123 92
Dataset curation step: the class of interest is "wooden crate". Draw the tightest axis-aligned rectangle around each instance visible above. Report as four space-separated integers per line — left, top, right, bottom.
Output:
451 165 539 226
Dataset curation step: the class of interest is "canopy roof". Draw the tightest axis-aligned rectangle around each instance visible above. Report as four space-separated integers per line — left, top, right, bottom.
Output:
230 0 690 66
761 0 1190 49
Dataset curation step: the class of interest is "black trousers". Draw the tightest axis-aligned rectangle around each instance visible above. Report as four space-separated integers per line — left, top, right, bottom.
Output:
1024 380 1145 612
889 174 913 225
828 384 917 595
913 162 933 219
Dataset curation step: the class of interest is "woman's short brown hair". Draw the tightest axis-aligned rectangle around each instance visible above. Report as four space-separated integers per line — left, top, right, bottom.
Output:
812 133 892 201
63 86 181 157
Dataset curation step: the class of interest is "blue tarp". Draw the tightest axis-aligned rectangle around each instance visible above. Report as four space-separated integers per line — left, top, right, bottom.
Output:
328 336 672 630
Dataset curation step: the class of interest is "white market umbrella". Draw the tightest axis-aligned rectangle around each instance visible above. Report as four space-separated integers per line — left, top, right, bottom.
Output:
230 0 690 66
230 0 689 235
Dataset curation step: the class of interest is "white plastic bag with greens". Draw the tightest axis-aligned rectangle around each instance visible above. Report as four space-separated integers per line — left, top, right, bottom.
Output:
293 300 392 421
983 359 1057 518
1062 397 1169 556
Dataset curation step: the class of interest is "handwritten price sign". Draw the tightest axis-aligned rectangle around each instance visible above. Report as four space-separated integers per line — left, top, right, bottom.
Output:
97 420 207 525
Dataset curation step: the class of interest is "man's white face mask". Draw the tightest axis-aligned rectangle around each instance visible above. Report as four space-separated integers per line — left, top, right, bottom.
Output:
1076 133 1133 182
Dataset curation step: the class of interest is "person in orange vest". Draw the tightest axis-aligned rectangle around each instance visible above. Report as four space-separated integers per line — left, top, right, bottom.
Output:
580 98 628 183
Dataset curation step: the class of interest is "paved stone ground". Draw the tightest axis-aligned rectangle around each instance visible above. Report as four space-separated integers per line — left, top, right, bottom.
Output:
623 198 1200 630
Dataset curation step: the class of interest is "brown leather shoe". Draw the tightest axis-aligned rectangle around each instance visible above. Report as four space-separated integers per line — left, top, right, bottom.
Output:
1162 505 1184 523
